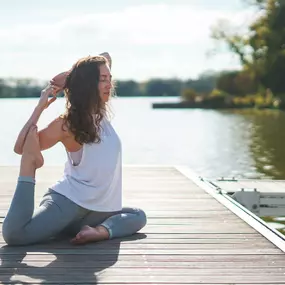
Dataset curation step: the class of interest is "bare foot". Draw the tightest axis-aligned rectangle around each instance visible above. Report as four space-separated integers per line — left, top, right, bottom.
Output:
22 125 44 169
71 225 109 245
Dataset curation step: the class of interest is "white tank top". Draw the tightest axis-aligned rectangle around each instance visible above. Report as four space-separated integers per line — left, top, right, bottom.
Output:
70 147 83 166
51 117 122 212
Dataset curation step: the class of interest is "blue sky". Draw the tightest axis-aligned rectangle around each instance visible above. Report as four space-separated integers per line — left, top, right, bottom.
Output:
0 0 255 81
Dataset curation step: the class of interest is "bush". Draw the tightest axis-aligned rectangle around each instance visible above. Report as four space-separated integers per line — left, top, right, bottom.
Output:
209 89 229 98
181 88 197 102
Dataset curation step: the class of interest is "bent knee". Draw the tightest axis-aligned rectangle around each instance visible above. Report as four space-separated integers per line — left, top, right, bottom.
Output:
2 223 18 246
2 220 28 246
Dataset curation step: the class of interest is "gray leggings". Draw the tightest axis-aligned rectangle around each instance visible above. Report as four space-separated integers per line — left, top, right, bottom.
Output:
2 177 147 246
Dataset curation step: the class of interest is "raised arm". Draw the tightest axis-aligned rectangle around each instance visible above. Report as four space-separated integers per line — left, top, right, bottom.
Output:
14 85 57 155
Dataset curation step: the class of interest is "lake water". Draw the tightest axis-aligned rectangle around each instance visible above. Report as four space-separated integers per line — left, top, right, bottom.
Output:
2 97 285 179
1 97 285 233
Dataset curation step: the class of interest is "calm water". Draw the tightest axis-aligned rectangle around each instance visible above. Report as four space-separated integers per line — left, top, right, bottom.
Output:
2 97 285 179
1 97 285 232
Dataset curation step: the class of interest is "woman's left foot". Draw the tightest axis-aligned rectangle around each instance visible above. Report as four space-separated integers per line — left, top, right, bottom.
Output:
71 225 109 245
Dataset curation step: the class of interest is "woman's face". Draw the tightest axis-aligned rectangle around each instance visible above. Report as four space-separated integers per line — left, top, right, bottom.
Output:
98 64 112 103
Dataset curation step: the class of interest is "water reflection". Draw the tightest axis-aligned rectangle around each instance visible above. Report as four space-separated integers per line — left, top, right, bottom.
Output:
220 109 285 179
263 216 285 235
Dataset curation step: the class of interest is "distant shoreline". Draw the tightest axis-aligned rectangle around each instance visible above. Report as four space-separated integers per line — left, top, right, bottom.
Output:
152 101 281 110
0 97 282 110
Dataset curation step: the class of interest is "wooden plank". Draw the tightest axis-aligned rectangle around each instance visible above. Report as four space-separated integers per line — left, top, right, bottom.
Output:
2 260 285 269
3 274 285 283
1 254 284 262
141 226 258 234
137 218 251 224
0 242 277 250
0 239 272 246
2 267 285 275
0 248 282 255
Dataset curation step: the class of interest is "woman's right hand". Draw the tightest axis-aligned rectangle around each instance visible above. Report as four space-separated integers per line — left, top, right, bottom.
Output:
37 84 57 111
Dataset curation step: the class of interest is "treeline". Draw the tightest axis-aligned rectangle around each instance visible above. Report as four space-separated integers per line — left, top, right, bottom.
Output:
0 79 43 98
0 72 219 98
116 71 217 97
206 0 285 108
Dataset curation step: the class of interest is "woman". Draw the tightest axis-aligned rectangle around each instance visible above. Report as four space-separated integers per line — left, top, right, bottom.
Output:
2 54 147 246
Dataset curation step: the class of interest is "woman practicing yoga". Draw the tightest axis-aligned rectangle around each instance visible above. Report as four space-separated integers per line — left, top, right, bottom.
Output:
2 53 147 246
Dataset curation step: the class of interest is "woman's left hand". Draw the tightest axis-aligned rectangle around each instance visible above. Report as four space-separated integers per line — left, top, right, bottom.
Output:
50 71 70 94
100 52 112 69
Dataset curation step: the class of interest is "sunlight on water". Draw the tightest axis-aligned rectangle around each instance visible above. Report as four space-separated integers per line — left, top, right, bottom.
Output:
2 97 285 180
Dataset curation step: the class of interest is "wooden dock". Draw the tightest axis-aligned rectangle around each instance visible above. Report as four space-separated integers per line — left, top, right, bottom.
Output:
0 165 285 284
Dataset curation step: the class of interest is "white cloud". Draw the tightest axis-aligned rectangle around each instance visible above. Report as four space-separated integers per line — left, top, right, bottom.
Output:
0 4 254 80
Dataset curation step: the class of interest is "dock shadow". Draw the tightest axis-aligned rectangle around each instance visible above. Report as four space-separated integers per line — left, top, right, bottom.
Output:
0 233 146 284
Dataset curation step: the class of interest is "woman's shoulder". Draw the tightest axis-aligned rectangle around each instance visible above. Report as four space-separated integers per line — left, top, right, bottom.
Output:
44 115 71 140
38 115 72 151
57 115 82 151
49 115 66 131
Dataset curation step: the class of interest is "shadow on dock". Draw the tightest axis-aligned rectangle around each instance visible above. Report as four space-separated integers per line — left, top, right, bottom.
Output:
0 233 147 284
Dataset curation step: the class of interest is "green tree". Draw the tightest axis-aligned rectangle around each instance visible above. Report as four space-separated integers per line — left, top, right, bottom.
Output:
212 0 285 95
217 70 258 96
181 88 197 102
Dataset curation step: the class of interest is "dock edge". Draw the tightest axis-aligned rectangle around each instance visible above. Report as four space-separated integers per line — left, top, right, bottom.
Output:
176 165 285 253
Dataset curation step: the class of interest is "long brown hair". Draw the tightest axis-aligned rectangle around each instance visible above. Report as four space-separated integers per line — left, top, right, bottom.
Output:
63 55 107 144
